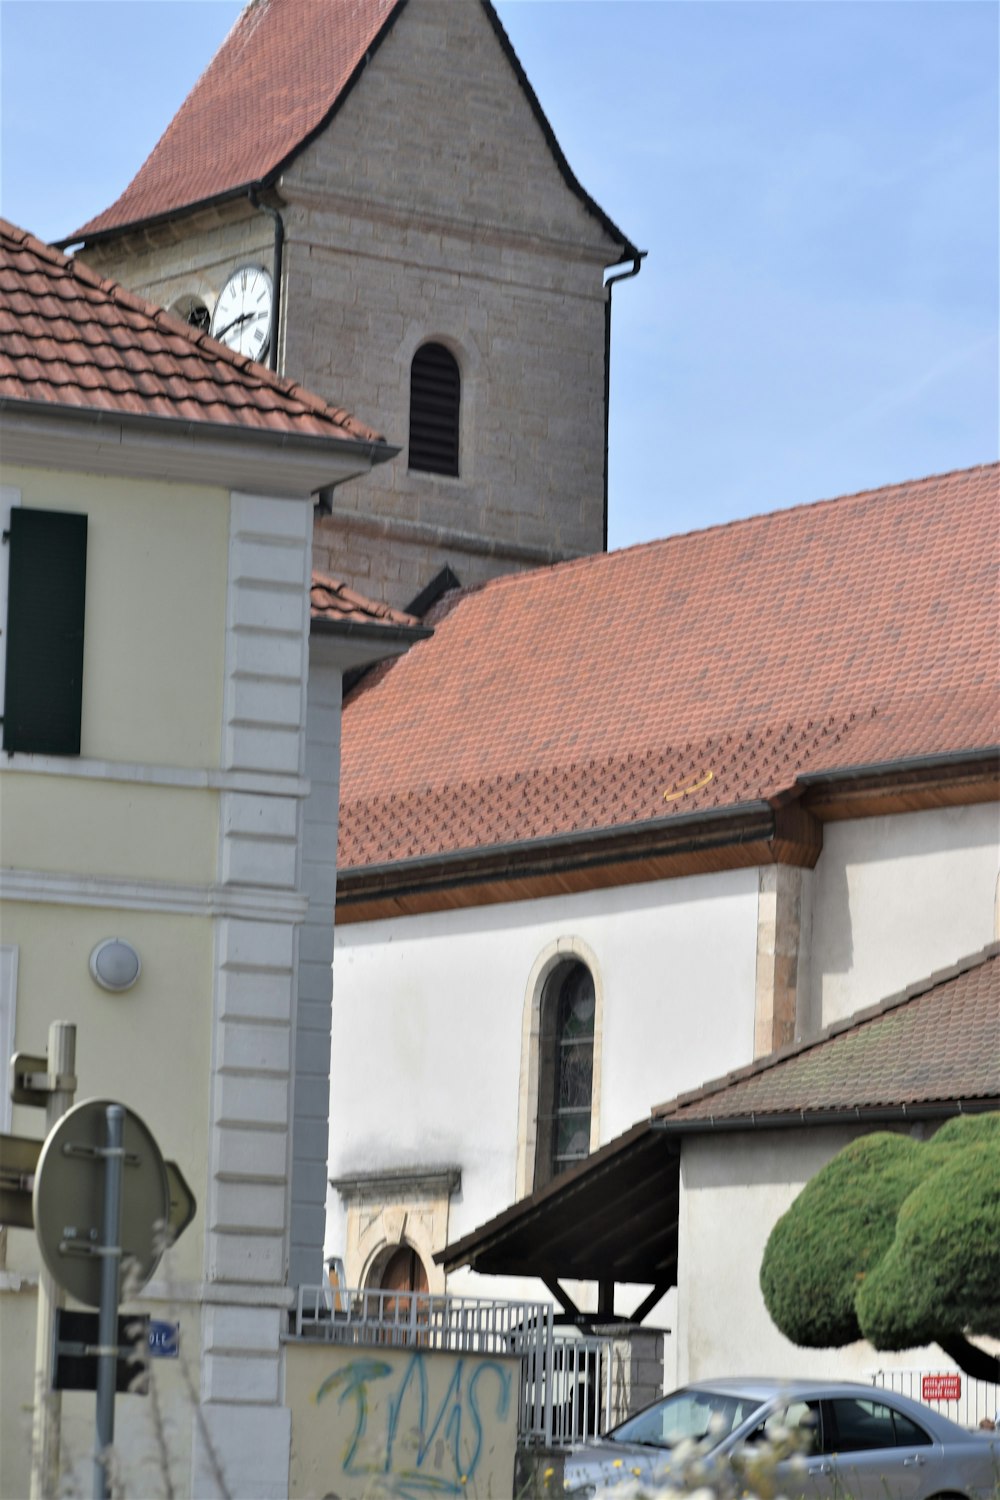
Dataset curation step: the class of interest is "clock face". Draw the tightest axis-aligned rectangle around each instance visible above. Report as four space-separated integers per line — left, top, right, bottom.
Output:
211 264 273 361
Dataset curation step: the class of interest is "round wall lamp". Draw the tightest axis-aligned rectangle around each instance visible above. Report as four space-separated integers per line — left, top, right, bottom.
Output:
89 938 142 993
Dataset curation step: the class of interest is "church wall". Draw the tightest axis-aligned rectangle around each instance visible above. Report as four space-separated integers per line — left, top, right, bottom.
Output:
807 803 999 1029
675 1125 957 1388
328 870 760 1280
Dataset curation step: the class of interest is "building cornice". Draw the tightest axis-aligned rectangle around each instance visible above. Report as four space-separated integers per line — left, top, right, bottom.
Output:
1 867 308 922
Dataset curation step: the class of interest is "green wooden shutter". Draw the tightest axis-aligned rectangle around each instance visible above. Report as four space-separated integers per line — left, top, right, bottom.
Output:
3 508 88 755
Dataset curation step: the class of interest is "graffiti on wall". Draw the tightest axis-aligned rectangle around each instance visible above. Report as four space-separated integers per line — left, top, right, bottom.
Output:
303 1347 514 1498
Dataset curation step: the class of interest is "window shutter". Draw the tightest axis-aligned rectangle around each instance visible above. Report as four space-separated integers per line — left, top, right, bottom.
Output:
408 343 460 477
3 508 87 755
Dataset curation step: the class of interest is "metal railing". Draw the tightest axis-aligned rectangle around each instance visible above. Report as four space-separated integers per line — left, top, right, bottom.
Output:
292 1285 617 1444
869 1367 1000 1430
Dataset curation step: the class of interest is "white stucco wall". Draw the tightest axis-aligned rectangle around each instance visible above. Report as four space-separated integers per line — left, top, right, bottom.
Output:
674 1126 997 1392
329 869 759 1259
808 804 1000 1027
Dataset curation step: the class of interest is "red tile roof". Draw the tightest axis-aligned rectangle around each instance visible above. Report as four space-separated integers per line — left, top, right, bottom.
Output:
339 464 999 869
311 571 420 628
0 220 383 444
655 945 1000 1124
72 0 399 240
68 0 636 257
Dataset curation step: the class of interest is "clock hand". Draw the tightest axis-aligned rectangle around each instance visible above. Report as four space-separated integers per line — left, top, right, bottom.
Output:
213 309 253 342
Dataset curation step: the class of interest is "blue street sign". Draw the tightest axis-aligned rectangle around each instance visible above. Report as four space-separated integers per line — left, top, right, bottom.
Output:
147 1320 180 1358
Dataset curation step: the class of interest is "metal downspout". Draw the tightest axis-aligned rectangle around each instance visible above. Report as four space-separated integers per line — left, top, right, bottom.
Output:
249 189 285 373
602 252 646 550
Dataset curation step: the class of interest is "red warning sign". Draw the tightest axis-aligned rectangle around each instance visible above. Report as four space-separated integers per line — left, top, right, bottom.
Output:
922 1374 961 1402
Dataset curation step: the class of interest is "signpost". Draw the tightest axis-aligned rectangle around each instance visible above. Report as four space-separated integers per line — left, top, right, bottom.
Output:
32 1098 171 1500
4 1037 197 1500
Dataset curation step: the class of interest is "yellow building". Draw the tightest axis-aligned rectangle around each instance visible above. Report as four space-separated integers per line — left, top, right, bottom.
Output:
0 219 424 1498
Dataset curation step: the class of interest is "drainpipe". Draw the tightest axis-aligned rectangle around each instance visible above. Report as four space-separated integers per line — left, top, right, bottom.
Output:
603 252 646 550
249 188 284 373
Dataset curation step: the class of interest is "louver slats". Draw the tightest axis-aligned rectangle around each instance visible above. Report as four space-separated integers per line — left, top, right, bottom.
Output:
409 343 460 477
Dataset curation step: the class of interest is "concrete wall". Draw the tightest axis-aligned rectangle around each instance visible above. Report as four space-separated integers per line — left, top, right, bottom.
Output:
674 1126 1000 1391
79 0 625 610
285 1340 519 1499
806 804 1000 1028
329 870 760 1270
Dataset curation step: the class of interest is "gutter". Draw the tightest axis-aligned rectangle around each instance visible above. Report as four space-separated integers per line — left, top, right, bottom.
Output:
602 253 646 551
795 746 1000 787
310 616 431 645
649 1100 996 1136
338 799 776 897
249 189 284 373
0 397 399 468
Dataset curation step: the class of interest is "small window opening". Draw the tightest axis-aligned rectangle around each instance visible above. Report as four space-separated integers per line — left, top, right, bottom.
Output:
409 342 460 477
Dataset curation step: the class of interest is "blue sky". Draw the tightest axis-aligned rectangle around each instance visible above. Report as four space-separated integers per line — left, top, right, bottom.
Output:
1 0 996 549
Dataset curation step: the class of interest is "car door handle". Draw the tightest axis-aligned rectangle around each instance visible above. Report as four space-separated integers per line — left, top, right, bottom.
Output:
902 1455 926 1468
807 1462 833 1475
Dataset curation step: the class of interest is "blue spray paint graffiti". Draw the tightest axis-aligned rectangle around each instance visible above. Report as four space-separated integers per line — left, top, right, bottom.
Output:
316 1351 513 1497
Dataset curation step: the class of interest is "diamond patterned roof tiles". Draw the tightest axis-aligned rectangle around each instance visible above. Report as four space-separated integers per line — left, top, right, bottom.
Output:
0 219 383 444
339 464 1000 869
654 946 1000 1123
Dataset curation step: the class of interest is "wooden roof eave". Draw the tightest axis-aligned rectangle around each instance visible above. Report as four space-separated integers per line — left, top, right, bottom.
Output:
336 752 999 924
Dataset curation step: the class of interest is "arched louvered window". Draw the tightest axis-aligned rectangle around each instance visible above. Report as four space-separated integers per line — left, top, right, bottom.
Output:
409 342 460 476
534 960 596 1190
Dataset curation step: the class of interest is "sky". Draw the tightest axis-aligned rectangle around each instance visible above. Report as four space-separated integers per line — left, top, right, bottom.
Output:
1 0 996 550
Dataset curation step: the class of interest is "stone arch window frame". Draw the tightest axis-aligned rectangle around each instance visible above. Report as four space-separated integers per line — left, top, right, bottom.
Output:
330 1166 460 1297
515 936 604 1201
400 327 478 486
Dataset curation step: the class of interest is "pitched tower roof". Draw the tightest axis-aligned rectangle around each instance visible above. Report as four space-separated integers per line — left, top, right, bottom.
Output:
67 0 637 258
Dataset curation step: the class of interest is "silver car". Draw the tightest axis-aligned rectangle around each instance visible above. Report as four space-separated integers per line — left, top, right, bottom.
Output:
562 1377 1000 1499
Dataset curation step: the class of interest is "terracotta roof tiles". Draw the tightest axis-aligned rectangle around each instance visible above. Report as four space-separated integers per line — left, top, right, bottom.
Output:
340 464 1000 869
654 945 1000 1124
0 219 383 445
310 571 420 628
73 0 400 239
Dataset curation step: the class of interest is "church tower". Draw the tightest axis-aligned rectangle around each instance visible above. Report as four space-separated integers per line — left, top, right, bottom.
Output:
64 0 640 612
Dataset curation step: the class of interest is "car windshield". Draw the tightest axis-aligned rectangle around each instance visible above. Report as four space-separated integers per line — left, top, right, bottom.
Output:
608 1389 767 1451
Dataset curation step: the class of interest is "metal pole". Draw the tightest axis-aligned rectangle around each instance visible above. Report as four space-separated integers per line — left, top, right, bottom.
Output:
93 1104 124 1500
30 1021 76 1500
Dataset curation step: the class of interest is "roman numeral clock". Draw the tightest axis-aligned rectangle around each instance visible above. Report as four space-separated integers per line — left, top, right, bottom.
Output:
210 264 273 361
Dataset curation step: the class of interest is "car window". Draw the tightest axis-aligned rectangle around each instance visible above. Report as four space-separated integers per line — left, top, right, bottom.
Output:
746 1400 821 1456
828 1398 930 1453
611 1390 766 1450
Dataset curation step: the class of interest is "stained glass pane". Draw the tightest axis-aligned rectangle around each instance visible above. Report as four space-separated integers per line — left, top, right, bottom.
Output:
555 1113 591 1161
558 1041 593 1107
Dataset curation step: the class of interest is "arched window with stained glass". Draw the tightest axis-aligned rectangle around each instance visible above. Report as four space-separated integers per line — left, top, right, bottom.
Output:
534 960 596 1190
